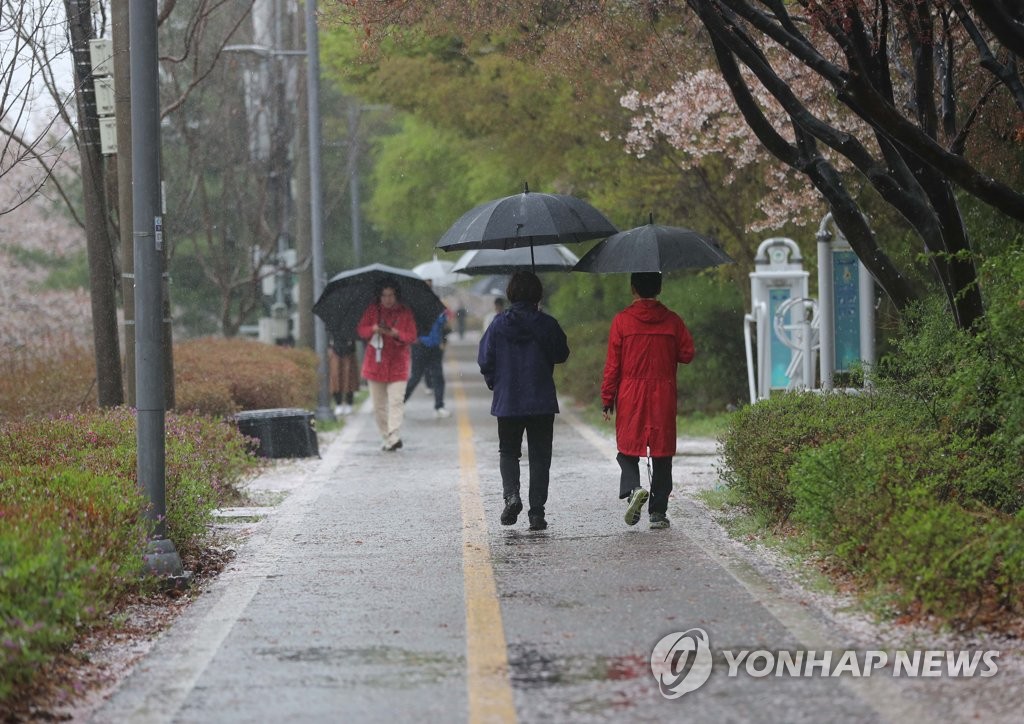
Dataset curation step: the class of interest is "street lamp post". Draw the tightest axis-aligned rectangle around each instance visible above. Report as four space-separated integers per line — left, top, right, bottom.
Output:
130 0 184 580
223 15 333 420
304 1 333 422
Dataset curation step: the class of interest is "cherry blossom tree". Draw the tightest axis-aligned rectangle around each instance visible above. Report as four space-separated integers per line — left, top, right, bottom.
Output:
678 0 1024 331
333 0 1024 331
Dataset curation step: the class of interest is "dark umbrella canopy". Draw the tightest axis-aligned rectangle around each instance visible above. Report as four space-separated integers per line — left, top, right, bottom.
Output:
312 263 445 340
451 244 579 275
436 184 617 252
573 221 734 273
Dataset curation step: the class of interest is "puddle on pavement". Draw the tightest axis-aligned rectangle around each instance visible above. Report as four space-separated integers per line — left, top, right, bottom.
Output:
500 532 551 546
508 645 649 689
253 644 462 686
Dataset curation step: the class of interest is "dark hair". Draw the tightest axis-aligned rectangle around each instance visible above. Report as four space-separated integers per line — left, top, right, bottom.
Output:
630 272 662 299
376 277 400 300
506 270 543 305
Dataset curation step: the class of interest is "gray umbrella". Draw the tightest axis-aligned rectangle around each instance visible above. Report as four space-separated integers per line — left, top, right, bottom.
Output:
436 183 617 252
452 245 579 275
469 274 509 296
573 217 734 273
312 263 445 340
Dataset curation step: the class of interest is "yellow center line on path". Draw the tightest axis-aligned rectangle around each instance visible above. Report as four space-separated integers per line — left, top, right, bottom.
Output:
452 361 518 724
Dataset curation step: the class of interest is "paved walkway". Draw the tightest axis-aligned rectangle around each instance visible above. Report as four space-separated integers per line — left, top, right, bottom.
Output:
88 337 988 723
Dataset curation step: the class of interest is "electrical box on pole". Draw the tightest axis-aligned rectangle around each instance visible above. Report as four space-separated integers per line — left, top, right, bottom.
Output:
89 38 117 155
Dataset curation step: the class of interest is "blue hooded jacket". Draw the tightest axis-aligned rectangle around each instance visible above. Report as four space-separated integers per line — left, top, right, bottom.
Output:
478 301 570 417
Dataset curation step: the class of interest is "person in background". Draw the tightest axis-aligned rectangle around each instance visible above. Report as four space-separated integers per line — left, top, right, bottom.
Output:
405 285 452 418
455 306 467 339
329 335 359 415
478 271 570 531
482 297 505 332
602 272 695 529
356 279 417 451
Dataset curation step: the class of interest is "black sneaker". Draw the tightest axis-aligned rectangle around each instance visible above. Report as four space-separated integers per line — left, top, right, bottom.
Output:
649 512 670 529
528 513 547 531
624 487 649 526
383 439 403 452
500 495 523 525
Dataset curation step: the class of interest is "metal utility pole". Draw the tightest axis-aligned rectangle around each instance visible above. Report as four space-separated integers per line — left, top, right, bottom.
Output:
347 101 363 267
295 69 314 349
130 0 183 578
305 0 333 421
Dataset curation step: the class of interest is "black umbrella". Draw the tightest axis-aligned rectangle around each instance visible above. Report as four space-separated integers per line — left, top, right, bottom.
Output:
436 183 617 252
573 216 734 273
312 263 445 340
451 245 579 275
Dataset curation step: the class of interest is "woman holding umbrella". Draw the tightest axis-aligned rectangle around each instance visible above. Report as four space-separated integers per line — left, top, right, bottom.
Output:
356 279 418 451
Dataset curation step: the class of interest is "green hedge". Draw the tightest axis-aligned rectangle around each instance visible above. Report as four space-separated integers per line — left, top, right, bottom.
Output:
0 408 256 701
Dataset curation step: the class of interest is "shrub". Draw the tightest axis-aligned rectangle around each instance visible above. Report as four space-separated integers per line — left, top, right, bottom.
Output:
0 343 97 423
874 502 1024 619
0 468 148 700
719 390 925 524
0 408 257 700
174 337 318 417
0 408 255 558
789 431 952 566
1 336 321 423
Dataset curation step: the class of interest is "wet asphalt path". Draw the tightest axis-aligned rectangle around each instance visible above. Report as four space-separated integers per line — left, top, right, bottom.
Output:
90 336 941 724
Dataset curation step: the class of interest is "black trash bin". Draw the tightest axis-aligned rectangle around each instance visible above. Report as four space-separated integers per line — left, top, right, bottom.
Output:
234 408 319 459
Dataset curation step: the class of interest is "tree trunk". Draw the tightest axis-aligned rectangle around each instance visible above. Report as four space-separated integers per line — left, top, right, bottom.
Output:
114 0 135 406
66 0 124 407
295 74 314 348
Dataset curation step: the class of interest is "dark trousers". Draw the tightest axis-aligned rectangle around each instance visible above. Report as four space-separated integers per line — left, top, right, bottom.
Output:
404 345 445 409
498 415 554 516
617 453 673 515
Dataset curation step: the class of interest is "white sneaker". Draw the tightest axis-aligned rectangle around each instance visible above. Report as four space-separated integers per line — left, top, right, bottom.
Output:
340 404 352 415
334 404 344 416
435 407 451 419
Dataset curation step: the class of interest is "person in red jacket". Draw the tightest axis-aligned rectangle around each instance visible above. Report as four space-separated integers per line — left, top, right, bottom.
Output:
356 279 418 451
601 272 695 529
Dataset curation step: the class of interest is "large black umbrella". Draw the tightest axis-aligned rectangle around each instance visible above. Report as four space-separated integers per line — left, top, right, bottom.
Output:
573 217 734 273
313 263 445 340
451 244 579 275
436 183 617 252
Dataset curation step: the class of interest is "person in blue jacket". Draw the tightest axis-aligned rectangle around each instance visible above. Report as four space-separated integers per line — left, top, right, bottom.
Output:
404 304 452 418
478 270 570 531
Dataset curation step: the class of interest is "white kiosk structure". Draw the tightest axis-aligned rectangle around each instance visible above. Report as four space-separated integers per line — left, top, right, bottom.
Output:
744 238 813 403
744 228 878 405
815 214 876 390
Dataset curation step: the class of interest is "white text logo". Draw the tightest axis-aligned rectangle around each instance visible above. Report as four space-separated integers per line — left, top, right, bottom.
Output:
650 628 713 698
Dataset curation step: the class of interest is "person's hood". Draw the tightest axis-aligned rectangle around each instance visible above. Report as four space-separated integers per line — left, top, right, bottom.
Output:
497 302 543 343
624 298 672 324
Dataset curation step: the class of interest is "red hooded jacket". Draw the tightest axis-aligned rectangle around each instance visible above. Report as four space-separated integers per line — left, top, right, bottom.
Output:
356 302 417 383
601 299 695 457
